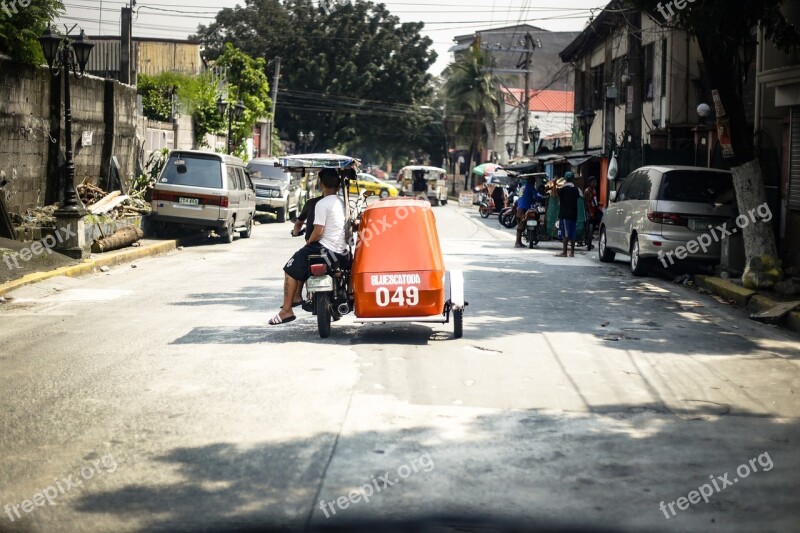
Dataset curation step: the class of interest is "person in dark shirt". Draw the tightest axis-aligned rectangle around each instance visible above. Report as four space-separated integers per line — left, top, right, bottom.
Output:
293 195 322 241
556 171 581 257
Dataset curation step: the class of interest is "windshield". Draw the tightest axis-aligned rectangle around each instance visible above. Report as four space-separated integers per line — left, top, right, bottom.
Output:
659 170 733 203
160 154 222 189
248 163 289 182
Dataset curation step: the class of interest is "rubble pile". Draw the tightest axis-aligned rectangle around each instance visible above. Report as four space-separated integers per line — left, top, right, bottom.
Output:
77 182 151 218
11 205 58 229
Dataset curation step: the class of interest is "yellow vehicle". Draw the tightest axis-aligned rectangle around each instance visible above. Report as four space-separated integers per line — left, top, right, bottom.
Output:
348 172 399 198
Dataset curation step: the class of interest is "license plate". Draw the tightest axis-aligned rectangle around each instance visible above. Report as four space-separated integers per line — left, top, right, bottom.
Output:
178 197 199 206
306 275 333 292
526 220 538 227
688 218 717 231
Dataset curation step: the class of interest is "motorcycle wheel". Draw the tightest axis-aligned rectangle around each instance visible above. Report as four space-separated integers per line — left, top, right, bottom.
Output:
453 309 463 339
499 211 517 228
528 226 539 248
479 202 491 218
316 293 332 338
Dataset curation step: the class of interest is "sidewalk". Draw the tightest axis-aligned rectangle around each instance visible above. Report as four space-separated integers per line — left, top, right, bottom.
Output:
694 275 800 336
0 237 193 297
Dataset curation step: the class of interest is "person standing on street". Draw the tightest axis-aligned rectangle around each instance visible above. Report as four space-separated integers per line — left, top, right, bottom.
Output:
583 177 600 251
556 171 580 257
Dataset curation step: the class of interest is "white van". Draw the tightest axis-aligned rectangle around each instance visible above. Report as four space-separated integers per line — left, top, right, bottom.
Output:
150 150 256 243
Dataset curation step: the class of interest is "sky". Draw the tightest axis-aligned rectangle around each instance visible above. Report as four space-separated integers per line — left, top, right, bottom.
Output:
58 0 607 74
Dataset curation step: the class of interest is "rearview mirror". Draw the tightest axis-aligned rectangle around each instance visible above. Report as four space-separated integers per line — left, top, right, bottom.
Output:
609 191 617 202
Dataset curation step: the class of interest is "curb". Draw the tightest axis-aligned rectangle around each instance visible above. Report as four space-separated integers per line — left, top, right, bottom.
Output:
0 239 181 297
694 274 800 336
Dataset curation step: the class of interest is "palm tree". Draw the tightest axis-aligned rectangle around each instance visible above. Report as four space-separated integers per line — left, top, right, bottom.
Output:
444 43 502 189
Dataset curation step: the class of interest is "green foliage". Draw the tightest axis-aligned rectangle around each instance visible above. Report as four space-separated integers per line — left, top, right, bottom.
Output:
213 42 272 158
192 0 436 160
0 0 64 64
444 44 501 156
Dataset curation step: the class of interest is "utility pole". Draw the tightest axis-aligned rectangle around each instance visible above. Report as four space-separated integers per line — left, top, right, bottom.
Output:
266 56 280 157
522 33 533 156
120 6 132 84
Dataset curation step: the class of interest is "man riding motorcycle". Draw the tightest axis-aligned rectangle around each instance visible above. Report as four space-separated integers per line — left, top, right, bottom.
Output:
514 175 543 248
270 168 348 325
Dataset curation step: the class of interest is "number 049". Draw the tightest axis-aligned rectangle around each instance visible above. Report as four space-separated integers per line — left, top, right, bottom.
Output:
375 286 419 307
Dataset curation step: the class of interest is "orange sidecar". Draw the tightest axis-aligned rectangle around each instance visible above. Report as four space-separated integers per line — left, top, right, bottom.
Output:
351 197 465 337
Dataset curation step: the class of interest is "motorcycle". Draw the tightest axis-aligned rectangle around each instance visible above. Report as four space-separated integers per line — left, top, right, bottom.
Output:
520 202 546 248
499 182 523 228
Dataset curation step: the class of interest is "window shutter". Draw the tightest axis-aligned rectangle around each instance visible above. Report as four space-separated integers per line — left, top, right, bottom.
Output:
790 107 800 210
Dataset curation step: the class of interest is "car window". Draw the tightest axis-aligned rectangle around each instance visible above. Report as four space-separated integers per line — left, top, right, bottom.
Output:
248 163 289 182
235 167 248 190
616 172 636 201
659 170 733 203
160 154 223 189
628 171 655 200
227 167 240 190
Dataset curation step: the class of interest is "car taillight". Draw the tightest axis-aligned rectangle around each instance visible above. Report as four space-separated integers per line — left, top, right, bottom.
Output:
310 264 327 276
204 196 229 207
647 211 687 226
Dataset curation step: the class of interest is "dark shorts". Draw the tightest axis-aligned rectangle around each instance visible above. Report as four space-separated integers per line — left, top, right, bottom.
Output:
560 219 577 241
283 243 348 282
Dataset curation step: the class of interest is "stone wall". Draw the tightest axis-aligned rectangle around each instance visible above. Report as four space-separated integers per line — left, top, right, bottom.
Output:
0 56 139 215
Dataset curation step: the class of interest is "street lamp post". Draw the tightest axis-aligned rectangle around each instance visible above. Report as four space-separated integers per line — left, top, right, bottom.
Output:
505 142 515 160
578 110 596 155
39 26 94 211
529 126 541 156
216 98 246 155
297 131 315 153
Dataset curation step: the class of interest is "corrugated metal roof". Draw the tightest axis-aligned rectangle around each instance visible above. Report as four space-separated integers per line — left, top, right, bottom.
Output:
503 89 574 113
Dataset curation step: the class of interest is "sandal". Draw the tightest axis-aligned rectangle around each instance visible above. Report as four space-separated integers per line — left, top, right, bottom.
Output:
269 313 296 325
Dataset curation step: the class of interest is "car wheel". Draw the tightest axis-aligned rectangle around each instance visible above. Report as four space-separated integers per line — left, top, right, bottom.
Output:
380 189 390 198
221 218 235 243
630 235 649 277
240 215 253 239
276 203 287 223
441 199 448 206
453 308 463 339
598 227 616 262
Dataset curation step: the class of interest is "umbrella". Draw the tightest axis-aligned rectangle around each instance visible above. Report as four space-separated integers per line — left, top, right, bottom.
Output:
472 163 501 176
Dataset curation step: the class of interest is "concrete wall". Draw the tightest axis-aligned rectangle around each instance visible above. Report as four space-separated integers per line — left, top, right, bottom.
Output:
0 56 138 215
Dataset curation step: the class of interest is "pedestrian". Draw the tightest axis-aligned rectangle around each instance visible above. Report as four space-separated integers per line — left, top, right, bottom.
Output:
583 177 601 250
556 171 580 257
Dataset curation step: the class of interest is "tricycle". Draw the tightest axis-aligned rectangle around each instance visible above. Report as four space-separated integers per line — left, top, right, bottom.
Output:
279 154 466 339
397 165 448 205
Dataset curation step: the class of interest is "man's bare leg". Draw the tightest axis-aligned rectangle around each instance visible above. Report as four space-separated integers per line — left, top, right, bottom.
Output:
294 281 305 304
279 273 300 320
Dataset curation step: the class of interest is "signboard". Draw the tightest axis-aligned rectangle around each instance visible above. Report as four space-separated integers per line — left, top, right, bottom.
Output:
458 192 473 207
81 131 93 147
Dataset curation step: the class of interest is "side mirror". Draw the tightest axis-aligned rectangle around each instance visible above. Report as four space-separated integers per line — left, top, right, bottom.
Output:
363 190 375 197
609 191 617 202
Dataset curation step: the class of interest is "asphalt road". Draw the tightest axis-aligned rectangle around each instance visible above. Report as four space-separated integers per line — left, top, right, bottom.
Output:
1 202 799 532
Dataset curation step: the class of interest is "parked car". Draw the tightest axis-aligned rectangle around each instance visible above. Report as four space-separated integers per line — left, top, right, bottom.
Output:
247 157 305 222
599 166 734 276
150 150 255 243
348 172 398 198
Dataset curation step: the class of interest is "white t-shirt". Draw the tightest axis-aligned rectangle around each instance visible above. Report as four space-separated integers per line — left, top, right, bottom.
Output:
314 195 347 254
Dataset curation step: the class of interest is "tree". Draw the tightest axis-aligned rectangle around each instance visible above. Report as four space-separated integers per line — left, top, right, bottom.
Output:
444 43 501 188
214 42 272 157
192 0 436 160
0 0 63 64
627 0 800 288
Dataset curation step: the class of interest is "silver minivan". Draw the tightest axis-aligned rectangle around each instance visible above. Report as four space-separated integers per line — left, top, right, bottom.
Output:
150 150 256 243
599 166 734 276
